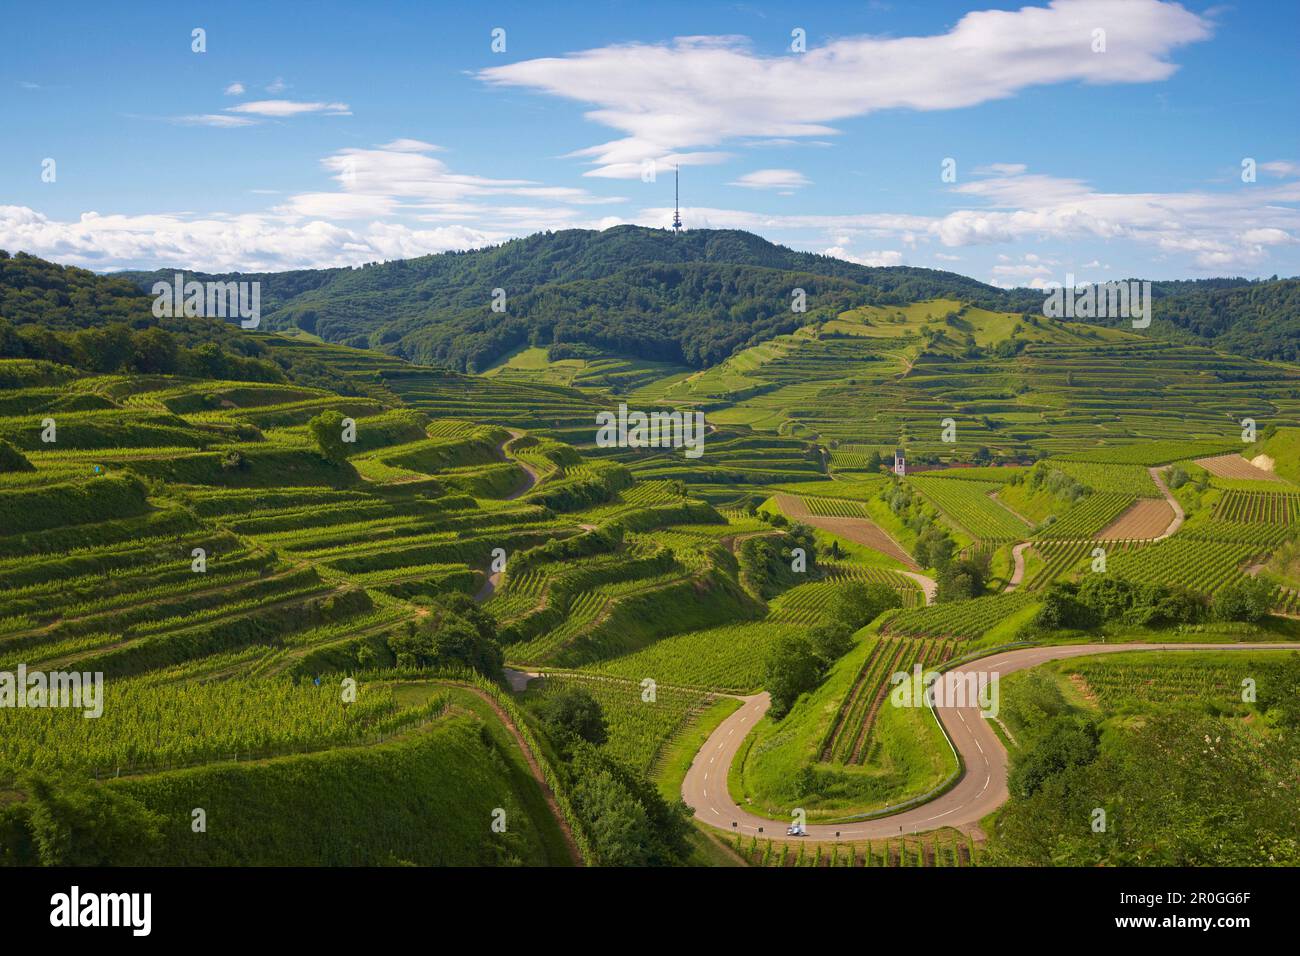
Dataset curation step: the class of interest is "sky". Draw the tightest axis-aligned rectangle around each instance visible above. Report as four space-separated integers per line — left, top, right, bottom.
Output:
2 0 1298 288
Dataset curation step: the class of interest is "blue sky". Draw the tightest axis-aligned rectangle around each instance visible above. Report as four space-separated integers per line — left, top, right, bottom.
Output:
3 0 1298 286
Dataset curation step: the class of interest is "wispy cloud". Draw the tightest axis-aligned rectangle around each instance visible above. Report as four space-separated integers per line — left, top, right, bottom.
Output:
728 169 811 190
224 82 246 96
226 100 351 117
173 114 260 128
479 0 1214 178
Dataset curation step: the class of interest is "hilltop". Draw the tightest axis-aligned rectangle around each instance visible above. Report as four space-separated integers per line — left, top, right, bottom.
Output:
104 228 1300 370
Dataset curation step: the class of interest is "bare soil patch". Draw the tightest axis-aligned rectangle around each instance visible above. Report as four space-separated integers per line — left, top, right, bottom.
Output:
1098 497 1176 539
1195 454 1282 482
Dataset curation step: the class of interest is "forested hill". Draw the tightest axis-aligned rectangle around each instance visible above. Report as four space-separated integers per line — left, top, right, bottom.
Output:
115 226 1002 371
7 226 1299 372
1007 277 1300 365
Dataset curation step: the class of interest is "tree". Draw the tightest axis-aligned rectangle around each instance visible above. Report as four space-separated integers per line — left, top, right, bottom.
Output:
1264 653 1300 728
1035 583 1097 631
937 554 989 602
538 687 608 754
387 596 503 679
807 622 853 670
567 745 692 866
764 633 821 718
308 409 349 463
865 449 883 472
130 327 179 374
1008 717 1100 798
1211 577 1275 623
827 581 900 631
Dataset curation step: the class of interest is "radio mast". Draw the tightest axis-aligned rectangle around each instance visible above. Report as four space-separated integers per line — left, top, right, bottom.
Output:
672 165 682 233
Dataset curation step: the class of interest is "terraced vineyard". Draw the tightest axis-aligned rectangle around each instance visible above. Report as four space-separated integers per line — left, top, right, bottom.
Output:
881 592 1037 640
3 244 1298 873
1036 493 1136 539
907 475 1030 542
1213 490 1300 524
820 637 957 764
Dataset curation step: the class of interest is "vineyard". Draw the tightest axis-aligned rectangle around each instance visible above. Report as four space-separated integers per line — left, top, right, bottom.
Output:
881 592 1037 641
1213 490 1300 524
2 258 1298 871
526 673 715 776
819 637 957 764
1062 654 1291 709
907 475 1030 542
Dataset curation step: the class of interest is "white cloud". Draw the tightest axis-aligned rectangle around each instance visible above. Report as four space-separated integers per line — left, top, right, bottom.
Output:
1259 160 1300 178
728 169 811 190
0 204 509 272
226 100 351 118
0 141 624 270
479 0 1212 177
379 139 444 153
173 114 259 128
823 246 903 267
266 77 289 94
224 82 246 96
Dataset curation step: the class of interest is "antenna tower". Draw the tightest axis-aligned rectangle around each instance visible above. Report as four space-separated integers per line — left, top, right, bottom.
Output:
672 165 682 233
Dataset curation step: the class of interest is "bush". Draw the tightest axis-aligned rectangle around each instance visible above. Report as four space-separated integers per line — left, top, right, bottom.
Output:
537 687 608 755
308 410 350 463
764 633 822 718
1212 577 1275 624
387 592 503 680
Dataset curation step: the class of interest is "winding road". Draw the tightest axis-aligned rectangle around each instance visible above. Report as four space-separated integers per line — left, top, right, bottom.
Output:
682 641 1293 841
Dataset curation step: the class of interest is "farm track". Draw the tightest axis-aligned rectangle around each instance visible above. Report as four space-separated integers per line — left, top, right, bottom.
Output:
451 682 583 866
683 641 1295 841
1004 542 1032 593
1144 466 1184 540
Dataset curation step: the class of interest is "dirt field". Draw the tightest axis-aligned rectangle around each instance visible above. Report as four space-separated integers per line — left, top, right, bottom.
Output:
774 493 919 569
1194 453 1283 482
1098 497 1177 539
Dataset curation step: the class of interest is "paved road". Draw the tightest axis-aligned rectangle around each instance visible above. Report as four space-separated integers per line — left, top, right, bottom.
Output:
682 642 1294 842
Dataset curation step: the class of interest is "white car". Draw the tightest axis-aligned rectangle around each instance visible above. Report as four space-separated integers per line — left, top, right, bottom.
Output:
786 824 807 837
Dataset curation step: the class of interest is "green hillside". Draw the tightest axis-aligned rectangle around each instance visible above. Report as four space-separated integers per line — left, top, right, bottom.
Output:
2 244 1298 869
